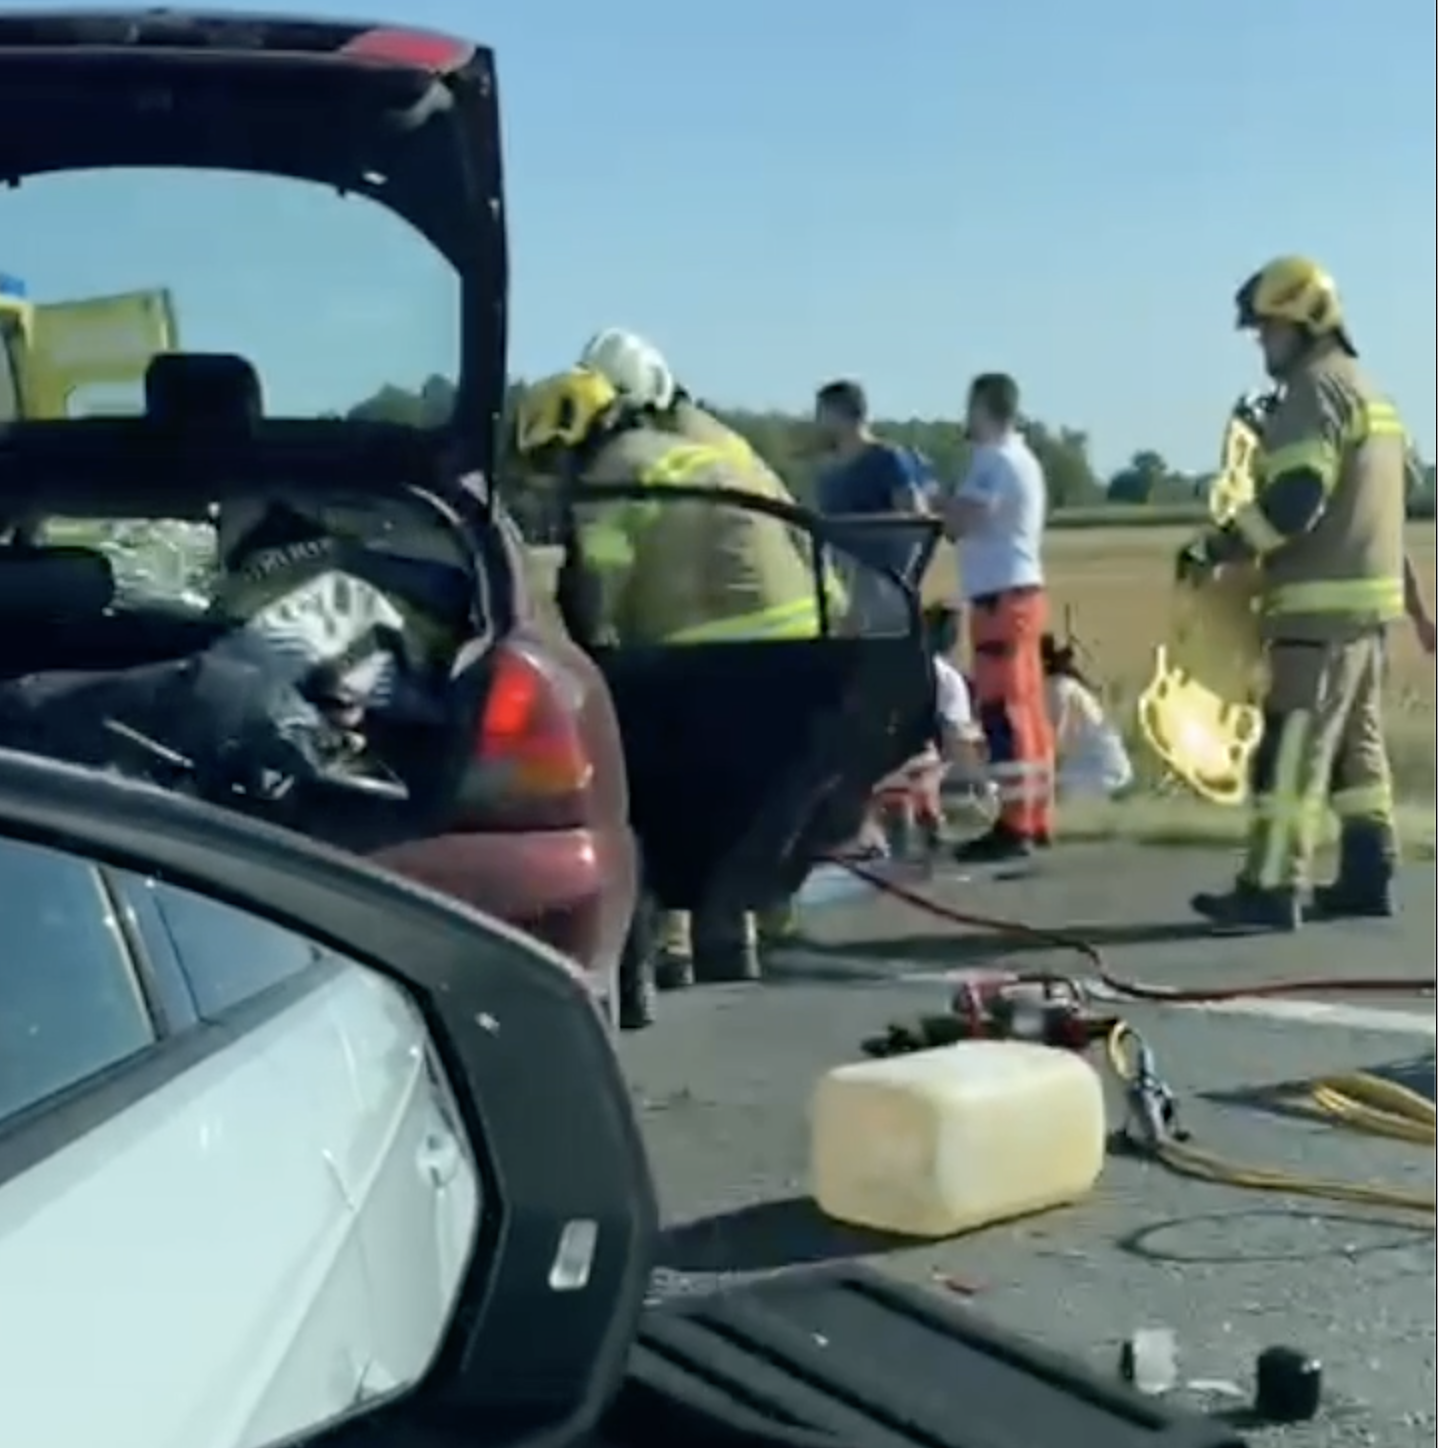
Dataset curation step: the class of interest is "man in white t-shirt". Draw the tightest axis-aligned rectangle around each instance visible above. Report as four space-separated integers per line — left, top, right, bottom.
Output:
941 373 1055 860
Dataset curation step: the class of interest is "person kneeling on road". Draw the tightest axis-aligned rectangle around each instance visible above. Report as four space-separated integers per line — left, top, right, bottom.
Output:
1041 635 1133 800
864 613 988 856
515 365 829 987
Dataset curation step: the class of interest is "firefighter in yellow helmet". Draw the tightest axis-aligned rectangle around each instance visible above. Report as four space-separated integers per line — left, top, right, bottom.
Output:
576 329 818 946
514 365 828 985
578 326 789 480
1180 257 1410 930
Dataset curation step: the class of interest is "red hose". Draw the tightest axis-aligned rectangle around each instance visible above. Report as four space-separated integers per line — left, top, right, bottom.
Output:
832 857 1434 1005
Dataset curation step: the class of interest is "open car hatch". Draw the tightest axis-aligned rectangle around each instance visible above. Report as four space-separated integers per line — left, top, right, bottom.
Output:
569 485 943 909
0 10 507 487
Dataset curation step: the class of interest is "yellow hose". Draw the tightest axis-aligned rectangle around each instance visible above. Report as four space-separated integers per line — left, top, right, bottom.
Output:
1106 1022 1435 1215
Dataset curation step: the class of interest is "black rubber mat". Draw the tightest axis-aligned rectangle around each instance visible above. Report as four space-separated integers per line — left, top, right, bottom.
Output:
600 1265 1246 1448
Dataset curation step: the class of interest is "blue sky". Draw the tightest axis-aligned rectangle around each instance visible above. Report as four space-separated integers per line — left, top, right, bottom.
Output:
2 0 1433 472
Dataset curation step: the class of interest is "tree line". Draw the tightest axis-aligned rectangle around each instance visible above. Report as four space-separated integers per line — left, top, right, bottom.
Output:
350 378 1437 530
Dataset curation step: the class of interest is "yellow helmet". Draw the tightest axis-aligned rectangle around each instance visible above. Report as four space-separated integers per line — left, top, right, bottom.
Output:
513 367 620 456
1235 256 1354 352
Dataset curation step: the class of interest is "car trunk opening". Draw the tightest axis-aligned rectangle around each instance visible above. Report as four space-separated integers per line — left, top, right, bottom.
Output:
0 20 507 483
0 19 511 847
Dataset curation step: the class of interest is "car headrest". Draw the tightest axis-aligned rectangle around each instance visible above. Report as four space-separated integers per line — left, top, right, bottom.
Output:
145 353 263 432
0 545 115 616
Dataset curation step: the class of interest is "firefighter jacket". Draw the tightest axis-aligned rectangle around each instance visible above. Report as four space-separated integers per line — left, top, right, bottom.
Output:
1225 344 1408 642
664 397 788 485
573 423 825 646
666 397 739 446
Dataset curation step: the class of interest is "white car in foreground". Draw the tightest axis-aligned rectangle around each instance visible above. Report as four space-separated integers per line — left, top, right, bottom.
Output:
0 742 653 1448
0 834 479 1448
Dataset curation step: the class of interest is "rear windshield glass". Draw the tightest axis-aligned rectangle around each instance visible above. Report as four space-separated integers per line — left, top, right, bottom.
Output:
34 517 216 609
0 168 460 425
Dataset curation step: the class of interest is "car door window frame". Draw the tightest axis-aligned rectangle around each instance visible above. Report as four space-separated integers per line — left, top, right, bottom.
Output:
0 841 164 1173
129 873 328 1022
0 849 339 1191
564 481 939 641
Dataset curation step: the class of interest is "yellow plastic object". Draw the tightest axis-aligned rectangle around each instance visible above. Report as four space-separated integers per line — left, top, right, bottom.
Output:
1208 405 1263 525
0 287 176 418
1138 568 1265 805
1137 406 1267 803
809 1040 1106 1239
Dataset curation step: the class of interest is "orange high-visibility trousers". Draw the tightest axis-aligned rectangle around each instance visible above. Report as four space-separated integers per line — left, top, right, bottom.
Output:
969 587 1055 839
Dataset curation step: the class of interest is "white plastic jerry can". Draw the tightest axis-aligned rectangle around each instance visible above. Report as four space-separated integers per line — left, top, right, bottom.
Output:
810 1040 1107 1239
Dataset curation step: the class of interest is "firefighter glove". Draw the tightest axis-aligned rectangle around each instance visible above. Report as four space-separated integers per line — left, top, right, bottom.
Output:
1174 534 1218 586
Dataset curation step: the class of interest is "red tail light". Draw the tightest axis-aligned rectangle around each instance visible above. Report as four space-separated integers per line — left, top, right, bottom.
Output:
473 645 594 815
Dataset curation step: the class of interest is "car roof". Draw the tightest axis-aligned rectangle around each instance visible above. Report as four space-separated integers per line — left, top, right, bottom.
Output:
0 11 496 265
0 10 481 71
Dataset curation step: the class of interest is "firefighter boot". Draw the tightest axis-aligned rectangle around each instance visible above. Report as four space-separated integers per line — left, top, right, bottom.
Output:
655 910 695 991
1191 879 1302 933
1308 825 1397 920
693 908 761 983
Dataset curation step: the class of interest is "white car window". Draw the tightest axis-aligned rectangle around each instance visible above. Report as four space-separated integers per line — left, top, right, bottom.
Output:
142 881 322 1020
0 838 155 1123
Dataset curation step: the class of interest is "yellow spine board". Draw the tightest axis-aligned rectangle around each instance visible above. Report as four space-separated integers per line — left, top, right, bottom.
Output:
1137 407 1266 804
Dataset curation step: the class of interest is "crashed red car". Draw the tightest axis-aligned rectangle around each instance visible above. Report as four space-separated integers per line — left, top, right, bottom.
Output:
0 12 940 1028
0 12 644 1020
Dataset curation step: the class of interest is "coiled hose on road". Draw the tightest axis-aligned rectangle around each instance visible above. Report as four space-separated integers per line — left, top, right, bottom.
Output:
832 858 1436 1216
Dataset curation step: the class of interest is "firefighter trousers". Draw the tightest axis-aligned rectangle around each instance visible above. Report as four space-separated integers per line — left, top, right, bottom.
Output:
970 587 1055 840
1242 632 1396 891
658 908 758 959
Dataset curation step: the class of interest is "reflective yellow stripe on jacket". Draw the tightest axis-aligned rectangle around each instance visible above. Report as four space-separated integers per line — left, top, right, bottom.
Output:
643 444 825 642
1264 576 1405 619
666 594 822 643
1261 398 1405 495
581 441 830 644
575 444 722 581
1260 397 1406 623
647 432 849 621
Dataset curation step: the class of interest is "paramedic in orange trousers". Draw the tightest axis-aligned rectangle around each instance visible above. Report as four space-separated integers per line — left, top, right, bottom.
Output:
942 373 1054 861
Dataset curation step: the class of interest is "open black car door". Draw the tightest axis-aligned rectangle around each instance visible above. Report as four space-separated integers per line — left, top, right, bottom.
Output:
566 484 941 911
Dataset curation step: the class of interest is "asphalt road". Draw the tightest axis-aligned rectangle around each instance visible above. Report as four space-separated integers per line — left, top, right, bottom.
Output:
621 847 1435 1448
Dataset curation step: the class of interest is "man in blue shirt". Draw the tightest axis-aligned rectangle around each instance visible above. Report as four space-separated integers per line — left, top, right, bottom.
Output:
813 380 931 612
811 380 936 856
814 378 930 520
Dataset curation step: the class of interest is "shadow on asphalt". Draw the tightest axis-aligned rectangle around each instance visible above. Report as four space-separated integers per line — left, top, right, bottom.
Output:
771 919 1224 975
1375 1054 1436 1100
661 1199 1432 1277
1116 1206 1431 1267
660 1196 924 1273
1204 1053 1436 1122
